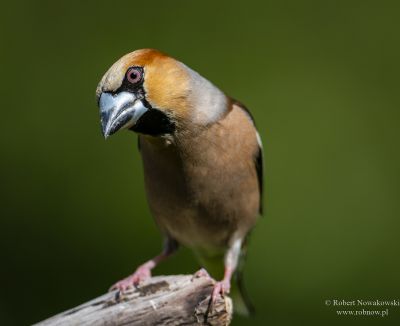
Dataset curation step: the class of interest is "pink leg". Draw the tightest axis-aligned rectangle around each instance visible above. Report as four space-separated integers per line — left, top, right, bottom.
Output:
211 237 242 304
109 238 178 292
212 266 233 302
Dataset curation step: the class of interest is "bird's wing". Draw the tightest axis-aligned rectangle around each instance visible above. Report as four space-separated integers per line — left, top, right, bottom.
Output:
231 100 264 216
254 136 263 215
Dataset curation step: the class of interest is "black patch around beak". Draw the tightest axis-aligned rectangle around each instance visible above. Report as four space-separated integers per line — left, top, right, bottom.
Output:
130 109 176 136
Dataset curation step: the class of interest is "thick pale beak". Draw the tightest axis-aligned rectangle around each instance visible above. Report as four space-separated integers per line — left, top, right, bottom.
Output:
98 91 149 138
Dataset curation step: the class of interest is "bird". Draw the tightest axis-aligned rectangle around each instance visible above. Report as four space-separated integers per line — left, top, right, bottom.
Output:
96 49 263 316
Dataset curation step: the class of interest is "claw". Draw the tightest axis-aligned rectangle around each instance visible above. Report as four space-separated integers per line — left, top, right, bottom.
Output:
192 268 231 310
210 280 231 309
109 265 152 292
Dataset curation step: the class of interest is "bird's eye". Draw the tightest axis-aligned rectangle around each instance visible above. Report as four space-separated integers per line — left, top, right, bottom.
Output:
126 67 142 84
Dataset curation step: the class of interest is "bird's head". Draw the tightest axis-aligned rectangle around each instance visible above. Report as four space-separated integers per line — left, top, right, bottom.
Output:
96 49 227 138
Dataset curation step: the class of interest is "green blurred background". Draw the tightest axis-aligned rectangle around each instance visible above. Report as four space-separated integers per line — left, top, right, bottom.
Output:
1 0 399 325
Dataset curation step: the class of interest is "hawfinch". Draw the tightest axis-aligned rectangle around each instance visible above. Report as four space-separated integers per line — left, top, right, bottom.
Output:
96 49 263 316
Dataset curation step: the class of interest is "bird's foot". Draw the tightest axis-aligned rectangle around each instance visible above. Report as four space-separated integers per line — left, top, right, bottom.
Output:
193 269 231 311
109 265 152 292
211 279 231 303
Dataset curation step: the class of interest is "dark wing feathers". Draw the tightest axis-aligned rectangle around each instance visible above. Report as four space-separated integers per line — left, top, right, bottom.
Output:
255 144 263 215
231 99 264 216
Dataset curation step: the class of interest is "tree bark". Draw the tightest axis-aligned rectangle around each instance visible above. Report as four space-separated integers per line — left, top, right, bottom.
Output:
34 274 232 326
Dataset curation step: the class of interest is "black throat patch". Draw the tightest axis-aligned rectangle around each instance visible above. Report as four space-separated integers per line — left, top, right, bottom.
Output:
130 108 175 136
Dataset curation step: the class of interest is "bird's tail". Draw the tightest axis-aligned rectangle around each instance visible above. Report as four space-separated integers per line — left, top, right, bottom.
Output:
231 235 255 316
230 271 255 316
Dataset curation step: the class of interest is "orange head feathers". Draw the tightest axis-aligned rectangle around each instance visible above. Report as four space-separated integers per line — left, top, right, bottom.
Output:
96 49 228 138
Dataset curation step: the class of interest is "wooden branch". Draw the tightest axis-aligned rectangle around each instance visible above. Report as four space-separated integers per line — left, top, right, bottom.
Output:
34 274 232 326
